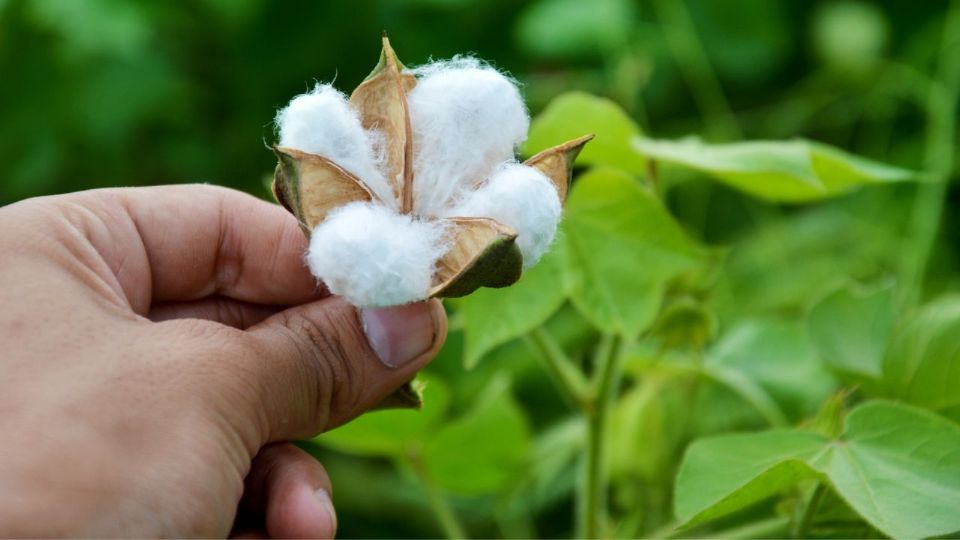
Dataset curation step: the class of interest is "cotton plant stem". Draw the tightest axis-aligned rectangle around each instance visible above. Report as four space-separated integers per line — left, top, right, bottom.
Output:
901 0 960 307
652 0 741 140
525 327 593 409
422 480 467 540
579 334 623 539
527 328 626 539
795 483 827 538
704 516 792 539
404 454 468 539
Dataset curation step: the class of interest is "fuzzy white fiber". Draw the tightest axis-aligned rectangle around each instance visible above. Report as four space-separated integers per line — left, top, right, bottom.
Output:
307 202 449 307
276 84 396 208
446 162 562 268
408 57 530 217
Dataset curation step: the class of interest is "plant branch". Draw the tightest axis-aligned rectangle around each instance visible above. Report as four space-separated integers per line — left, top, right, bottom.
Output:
525 327 593 409
403 453 468 539
901 0 960 307
579 334 623 539
795 483 827 538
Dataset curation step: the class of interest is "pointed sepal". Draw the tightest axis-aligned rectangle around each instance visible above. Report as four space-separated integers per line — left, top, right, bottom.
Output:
429 217 523 298
350 34 416 212
272 146 373 232
523 134 594 203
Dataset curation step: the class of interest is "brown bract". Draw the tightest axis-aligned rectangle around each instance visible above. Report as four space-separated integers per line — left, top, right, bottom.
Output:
271 35 592 299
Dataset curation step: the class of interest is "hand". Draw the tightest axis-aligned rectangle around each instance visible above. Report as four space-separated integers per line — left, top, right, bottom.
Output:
0 185 447 538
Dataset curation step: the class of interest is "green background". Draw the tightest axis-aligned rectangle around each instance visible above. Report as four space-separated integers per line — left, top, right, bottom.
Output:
0 0 942 205
3 1 958 538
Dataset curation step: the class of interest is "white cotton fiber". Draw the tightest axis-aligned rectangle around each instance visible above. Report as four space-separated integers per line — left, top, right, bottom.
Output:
445 162 561 268
407 57 530 217
276 84 396 208
306 202 449 307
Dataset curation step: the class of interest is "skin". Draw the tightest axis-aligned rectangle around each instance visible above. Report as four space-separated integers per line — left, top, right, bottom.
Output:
0 185 447 538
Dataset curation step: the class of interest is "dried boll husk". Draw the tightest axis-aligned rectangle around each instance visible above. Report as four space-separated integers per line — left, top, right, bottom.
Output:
271 35 591 302
348 38 416 211
525 134 593 203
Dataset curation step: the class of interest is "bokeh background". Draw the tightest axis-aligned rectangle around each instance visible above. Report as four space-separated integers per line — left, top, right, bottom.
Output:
0 0 943 205
2 1 957 538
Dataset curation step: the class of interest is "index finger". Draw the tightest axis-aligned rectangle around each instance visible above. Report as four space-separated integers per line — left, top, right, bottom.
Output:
73 185 324 311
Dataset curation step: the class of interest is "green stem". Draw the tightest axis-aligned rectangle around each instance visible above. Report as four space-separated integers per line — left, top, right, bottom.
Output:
795 483 827 538
579 334 623 539
901 0 960 307
704 516 792 539
652 0 741 140
525 327 593 409
404 454 468 539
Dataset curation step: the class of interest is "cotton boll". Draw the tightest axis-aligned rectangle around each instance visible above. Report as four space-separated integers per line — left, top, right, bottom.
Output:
306 202 449 307
446 163 561 268
408 58 530 217
276 84 396 208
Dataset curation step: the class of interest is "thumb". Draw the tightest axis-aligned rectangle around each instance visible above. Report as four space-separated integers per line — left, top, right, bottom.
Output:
240 297 446 442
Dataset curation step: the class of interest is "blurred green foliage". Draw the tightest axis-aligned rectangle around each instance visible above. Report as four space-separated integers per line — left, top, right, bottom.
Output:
1 0 943 205
4 0 960 538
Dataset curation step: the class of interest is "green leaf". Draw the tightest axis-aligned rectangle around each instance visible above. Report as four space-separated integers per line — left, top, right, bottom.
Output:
422 376 532 495
701 365 789 428
675 400 960 539
712 189 909 321
811 401 960 539
676 430 825 526
704 319 837 424
635 137 912 202
525 92 646 174
610 376 688 481
808 283 895 384
881 295 960 413
514 0 636 61
563 167 705 336
316 374 449 457
457 243 568 369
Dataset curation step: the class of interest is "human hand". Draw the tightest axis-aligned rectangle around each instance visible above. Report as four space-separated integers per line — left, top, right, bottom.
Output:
0 185 447 538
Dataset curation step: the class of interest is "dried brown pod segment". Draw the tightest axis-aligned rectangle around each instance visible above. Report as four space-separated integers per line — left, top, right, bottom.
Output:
524 134 594 203
350 35 416 212
430 217 523 298
272 146 374 232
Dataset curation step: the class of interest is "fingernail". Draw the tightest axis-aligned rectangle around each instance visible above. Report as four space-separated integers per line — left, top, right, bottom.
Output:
361 301 441 368
315 488 337 533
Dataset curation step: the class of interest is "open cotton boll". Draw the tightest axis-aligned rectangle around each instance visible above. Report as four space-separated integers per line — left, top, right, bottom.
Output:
276 84 396 208
445 162 561 268
306 202 449 307
408 58 530 217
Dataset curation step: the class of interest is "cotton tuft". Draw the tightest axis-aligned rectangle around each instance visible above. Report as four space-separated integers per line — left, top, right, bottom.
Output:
446 162 562 268
306 202 449 307
276 84 396 208
408 57 530 217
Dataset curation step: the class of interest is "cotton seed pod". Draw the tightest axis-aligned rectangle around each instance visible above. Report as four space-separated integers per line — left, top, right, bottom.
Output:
272 35 592 303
